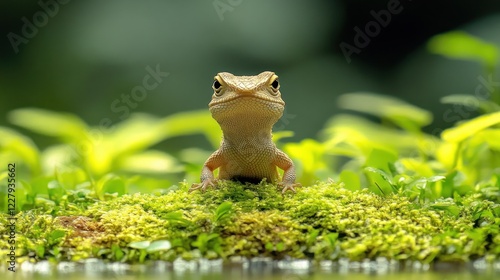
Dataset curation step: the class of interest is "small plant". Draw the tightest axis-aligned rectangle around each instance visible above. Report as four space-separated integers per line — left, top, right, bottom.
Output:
212 201 233 225
191 233 223 258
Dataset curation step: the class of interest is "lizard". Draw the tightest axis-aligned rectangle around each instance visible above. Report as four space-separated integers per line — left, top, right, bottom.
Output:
189 71 301 194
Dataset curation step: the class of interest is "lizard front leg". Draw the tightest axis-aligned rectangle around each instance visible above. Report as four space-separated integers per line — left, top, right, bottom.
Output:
189 149 225 192
274 149 301 194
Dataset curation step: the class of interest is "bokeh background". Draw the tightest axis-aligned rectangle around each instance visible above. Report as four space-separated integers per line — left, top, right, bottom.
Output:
2 0 500 151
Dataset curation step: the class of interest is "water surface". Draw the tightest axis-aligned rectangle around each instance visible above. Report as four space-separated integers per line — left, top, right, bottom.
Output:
2 258 499 280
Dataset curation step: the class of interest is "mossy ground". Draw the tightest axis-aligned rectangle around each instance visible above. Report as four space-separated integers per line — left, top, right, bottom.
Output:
1 181 499 264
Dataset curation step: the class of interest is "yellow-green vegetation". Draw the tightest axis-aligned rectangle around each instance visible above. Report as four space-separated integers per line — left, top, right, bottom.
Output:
1 181 499 264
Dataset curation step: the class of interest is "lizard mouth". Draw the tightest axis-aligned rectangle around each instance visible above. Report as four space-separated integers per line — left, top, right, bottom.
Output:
209 95 285 108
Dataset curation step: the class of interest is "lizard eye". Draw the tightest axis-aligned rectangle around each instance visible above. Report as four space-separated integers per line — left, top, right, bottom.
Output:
270 76 280 94
213 79 223 95
271 79 279 89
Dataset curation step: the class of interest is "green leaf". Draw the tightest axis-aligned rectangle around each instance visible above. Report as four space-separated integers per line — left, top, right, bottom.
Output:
163 211 190 226
55 166 89 190
8 108 88 141
129 241 151 249
406 178 428 190
86 111 218 175
118 150 183 174
322 115 426 156
427 31 499 71
442 111 500 142
47 180 65 202
146 240 172 253
35 245 45 258
206 233 220 242
0 126 40 174
191 233 221 254
139 250 148 263
338 92 433 130
365 148 398 174
364 167 395 195
273 130 294 143
101 114 167 156
95 174 126 199
365 167 394 186
474 129 500 151
430 202 461 217
427 176 446 183
50 247 61 258
30 177 50 195
441 94 500 113
462 141 489 166
283 138 330 184
48 230 66 245
214 201 233 223
159 110 221 149
398 158 434 177
325 233 339 247
111 244 125 260
306 229 320 246
276 242 285 252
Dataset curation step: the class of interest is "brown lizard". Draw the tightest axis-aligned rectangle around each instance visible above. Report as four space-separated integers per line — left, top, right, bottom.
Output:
189 71 300 194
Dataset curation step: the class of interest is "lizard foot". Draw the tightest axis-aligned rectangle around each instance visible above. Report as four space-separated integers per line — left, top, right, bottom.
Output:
278 182 301 194
189 178 217 193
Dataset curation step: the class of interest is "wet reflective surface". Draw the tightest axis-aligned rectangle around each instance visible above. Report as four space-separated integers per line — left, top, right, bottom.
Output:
2 258 499 280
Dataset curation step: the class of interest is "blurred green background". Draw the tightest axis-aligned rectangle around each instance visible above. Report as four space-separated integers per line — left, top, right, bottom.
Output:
1 0 500 148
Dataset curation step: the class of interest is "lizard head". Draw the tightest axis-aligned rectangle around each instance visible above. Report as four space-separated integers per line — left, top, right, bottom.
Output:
208 71 285 127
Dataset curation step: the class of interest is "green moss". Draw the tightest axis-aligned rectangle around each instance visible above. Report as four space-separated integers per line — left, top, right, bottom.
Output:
1 181 499 263
223 210 305 258
0 210 69 263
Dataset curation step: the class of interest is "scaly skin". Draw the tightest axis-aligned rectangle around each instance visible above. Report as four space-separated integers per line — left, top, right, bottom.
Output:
190 71 300 194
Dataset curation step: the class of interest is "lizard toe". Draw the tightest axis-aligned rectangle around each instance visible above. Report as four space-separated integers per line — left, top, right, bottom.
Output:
189 179 217 193
279 182 301 194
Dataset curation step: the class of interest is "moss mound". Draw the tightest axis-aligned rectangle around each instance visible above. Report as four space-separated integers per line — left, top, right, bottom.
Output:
1 181 499 263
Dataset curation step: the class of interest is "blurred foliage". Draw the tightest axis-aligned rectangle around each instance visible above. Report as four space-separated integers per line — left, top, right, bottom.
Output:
1 108 221 209
428 31 498 74
1 31 500 211
0 30 500 263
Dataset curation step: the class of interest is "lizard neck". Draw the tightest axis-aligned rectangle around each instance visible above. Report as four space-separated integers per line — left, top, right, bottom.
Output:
219 123 274 145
